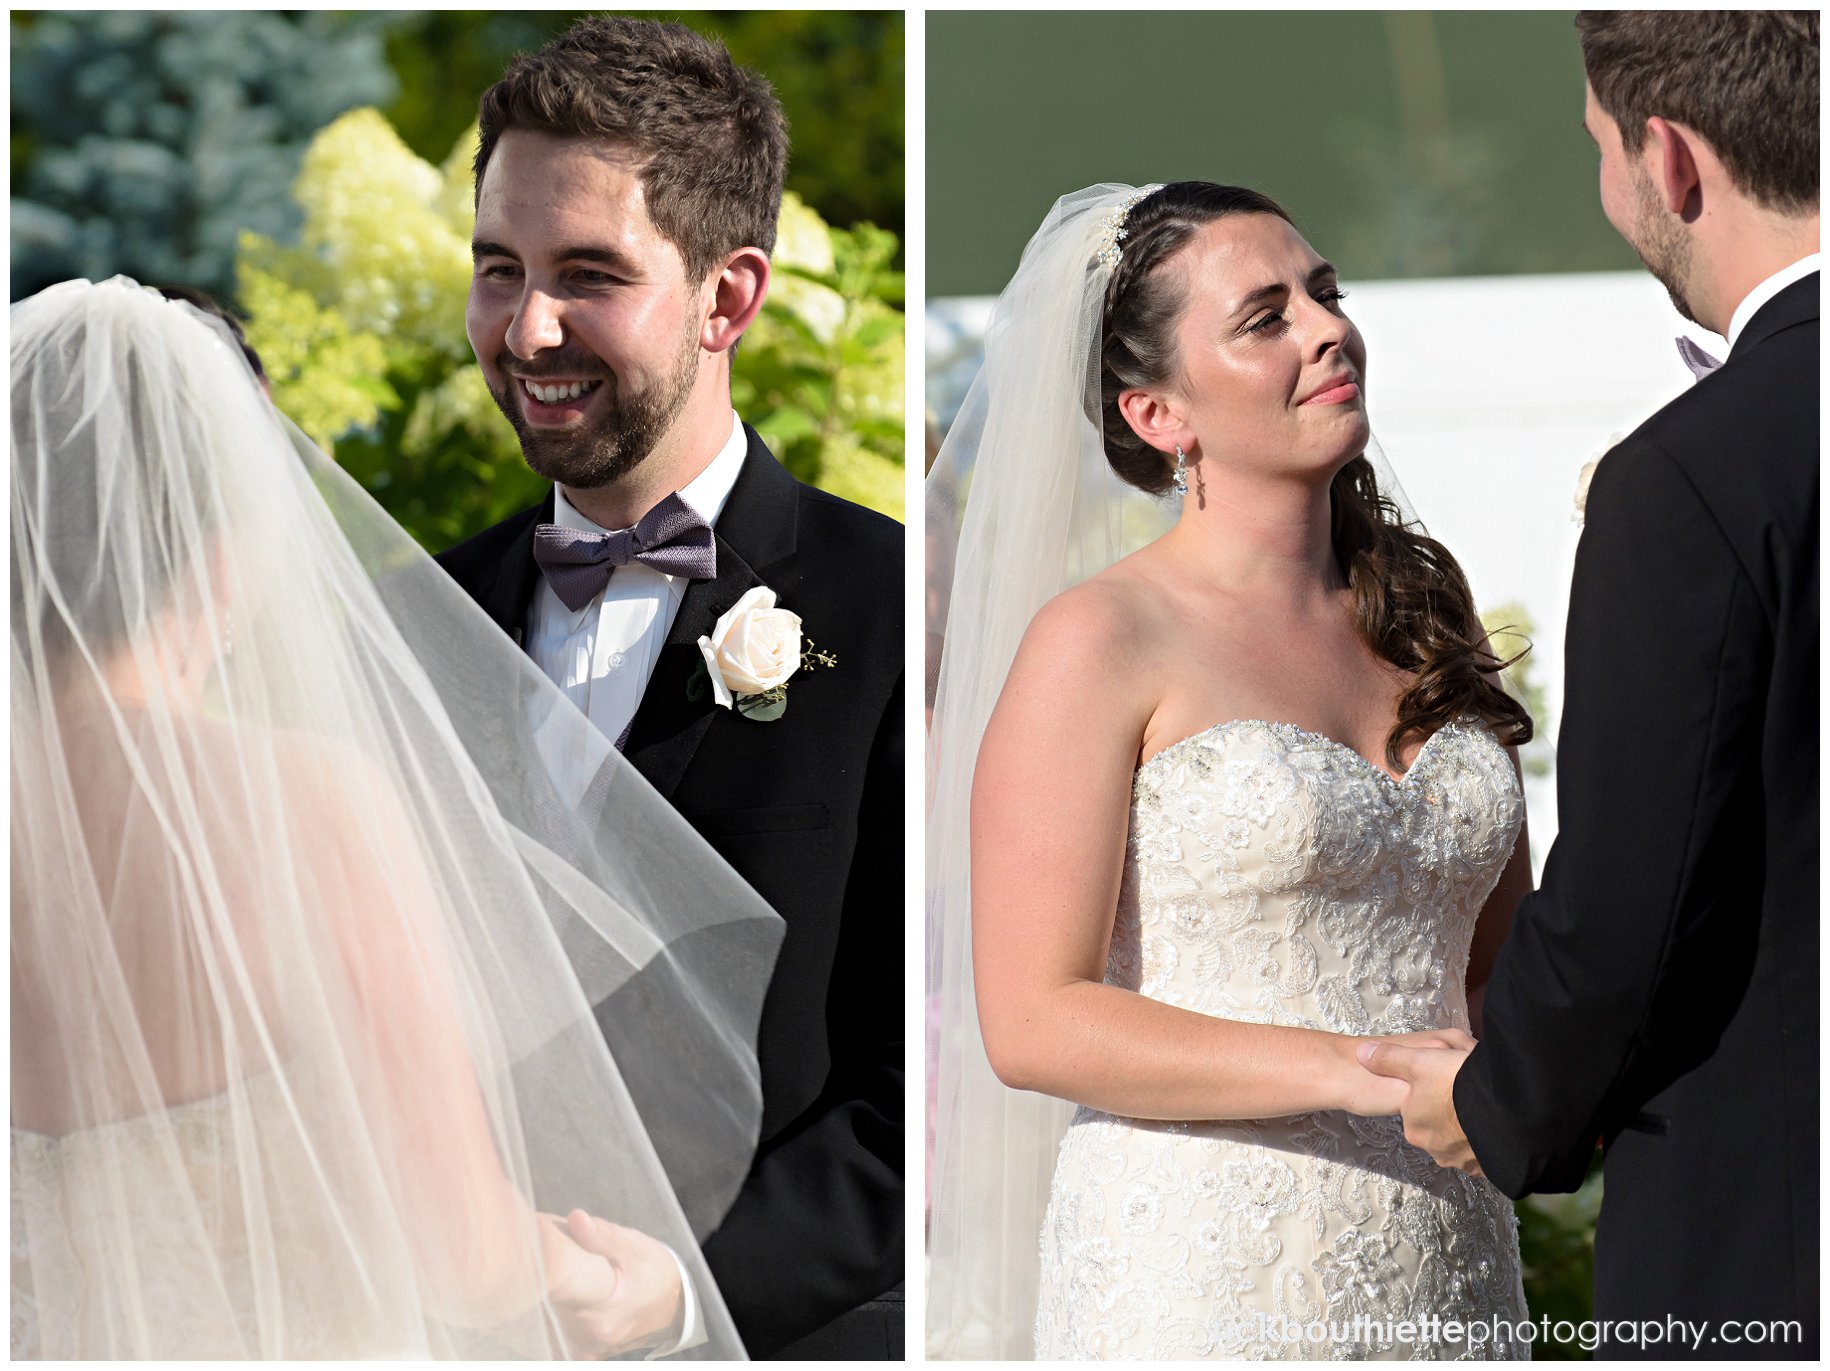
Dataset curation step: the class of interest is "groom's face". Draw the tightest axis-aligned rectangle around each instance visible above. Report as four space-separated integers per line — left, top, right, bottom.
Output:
1584 84 1697 323
468 130 709 491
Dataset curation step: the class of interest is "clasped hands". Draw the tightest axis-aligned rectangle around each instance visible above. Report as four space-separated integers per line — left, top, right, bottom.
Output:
542 1209 685 1359
1350 1028 1484 1177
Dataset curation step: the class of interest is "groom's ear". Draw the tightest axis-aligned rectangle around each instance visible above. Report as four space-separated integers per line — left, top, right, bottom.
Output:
700 247 771 354
1643 116 1706 222
1117 387 1192 460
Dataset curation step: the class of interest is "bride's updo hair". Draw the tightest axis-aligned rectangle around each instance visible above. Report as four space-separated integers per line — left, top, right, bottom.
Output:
12 287 244 662
1097 181 1532 766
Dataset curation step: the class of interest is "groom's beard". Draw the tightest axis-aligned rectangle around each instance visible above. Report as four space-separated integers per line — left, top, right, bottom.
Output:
489 321 700 492
1627 169 1699 326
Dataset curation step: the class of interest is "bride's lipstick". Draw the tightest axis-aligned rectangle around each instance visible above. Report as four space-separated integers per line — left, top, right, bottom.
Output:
1299 375 1360 406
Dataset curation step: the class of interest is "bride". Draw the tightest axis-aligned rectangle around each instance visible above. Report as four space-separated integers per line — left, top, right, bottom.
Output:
11 278 782 1358
927 184 1535 1359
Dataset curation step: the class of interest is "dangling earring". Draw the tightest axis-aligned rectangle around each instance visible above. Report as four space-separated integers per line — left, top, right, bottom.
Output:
1172 445 1188 497
221 608 235 661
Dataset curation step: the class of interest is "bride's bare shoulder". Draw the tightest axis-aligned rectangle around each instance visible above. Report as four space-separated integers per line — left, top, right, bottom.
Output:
1019 558 1174 669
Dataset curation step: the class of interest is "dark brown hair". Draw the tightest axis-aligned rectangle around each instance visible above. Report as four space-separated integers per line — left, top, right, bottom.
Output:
1577 11 1818 212
475 16 789 282
1098 182 1532 767
155 285 266 383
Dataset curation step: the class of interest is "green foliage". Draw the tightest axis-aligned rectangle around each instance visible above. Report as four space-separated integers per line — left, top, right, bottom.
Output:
375 10 904 245
1516 1154 1603 1359
237 110 541 552
674 10 904 242
1481 602 1553 779
13 10 903 303
735 193 906 520
10 10 397 301
238 108 903 551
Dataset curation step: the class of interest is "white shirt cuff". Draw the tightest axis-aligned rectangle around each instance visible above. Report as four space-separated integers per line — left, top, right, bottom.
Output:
645 1245 703 1359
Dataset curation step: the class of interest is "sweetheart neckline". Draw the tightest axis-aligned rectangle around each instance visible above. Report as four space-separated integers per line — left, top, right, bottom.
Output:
1135 715 1473 790
11 1071 287 1144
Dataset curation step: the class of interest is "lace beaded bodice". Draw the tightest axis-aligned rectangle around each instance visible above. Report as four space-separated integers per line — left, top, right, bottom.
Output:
1035 718 1531 1360
11 1072 430 1359
1115 717 1521 1036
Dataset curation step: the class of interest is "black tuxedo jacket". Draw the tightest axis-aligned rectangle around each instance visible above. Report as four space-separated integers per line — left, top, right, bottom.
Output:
1454 276 1818 1356
436 427 904 1358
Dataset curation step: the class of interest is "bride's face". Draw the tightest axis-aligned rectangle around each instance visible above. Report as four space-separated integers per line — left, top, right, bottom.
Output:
1159 214 1368 481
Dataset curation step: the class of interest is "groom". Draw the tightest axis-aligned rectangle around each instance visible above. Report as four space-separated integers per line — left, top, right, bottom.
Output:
437 18 904 1359
1363 12 1817 1358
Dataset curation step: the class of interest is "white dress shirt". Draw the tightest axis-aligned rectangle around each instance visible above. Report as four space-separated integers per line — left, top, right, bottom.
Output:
527 412 745 1359
527 411 747 749
1727 252 1820 350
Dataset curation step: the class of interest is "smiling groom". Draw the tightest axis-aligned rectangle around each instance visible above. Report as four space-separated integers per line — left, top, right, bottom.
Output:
436 18 904 1360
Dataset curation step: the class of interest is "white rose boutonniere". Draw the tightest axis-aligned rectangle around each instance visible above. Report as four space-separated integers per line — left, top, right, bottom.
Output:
691 586 837 721
1573 432 1626 525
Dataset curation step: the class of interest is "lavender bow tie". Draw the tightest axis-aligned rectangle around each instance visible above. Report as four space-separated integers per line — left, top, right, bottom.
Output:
533 493 717 611
1676 336 1724 380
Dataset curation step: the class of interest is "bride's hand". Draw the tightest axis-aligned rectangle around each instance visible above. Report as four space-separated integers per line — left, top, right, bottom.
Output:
542 1210 685 1359
1335 1061 1412 1118
1330 1030 1472 1117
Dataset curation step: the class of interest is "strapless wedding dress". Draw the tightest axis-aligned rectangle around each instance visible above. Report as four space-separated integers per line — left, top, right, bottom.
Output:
11 1071 432 1359
1034 718 1530 1360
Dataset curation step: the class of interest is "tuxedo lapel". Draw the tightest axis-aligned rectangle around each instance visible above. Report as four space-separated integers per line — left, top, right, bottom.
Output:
622 533 762 799
477 500 549 645
623 426 800 801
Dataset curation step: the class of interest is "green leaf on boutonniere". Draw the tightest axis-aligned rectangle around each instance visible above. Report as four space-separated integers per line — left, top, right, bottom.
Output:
736 689 787 722
686 659 711 702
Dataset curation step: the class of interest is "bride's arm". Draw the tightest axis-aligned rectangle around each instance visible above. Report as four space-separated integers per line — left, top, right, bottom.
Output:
307 750 641 1347
970 587 1408 1122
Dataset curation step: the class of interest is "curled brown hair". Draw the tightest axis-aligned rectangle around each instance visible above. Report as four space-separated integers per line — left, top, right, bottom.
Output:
1098 181 1532 767
475 16 789 282
1576 11 1818 213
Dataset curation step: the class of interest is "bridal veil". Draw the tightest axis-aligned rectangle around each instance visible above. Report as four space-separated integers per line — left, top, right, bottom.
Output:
926 186 1178 1357
11 278 781 1357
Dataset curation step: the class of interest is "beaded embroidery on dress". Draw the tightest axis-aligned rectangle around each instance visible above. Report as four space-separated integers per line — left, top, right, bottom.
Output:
1034 718 1530 1360
11 1071 428 1359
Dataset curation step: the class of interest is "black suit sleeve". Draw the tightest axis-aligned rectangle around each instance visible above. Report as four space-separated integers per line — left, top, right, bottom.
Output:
1454 438 1772 1197
700 673 905 1356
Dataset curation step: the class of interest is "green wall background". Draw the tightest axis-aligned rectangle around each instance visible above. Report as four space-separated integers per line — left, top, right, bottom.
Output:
929 10 1642 296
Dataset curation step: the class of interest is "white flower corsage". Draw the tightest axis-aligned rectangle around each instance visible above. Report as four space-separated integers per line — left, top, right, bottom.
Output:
691 586 836 721
1573 432 1626 525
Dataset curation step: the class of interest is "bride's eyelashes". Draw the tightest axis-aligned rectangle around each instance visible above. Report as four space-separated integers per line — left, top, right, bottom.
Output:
1243 288 1350 336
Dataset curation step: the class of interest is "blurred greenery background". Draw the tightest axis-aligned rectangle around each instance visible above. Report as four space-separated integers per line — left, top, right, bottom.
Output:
929 10 1638 296
11 10 906 545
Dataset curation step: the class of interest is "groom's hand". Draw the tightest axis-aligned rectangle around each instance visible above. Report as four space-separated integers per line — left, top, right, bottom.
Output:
1358 1036 1483 1176
559 1210 686 1357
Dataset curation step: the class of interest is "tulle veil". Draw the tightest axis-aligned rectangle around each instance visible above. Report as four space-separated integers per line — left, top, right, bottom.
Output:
11 277 782 1357
925 186 1179 1357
